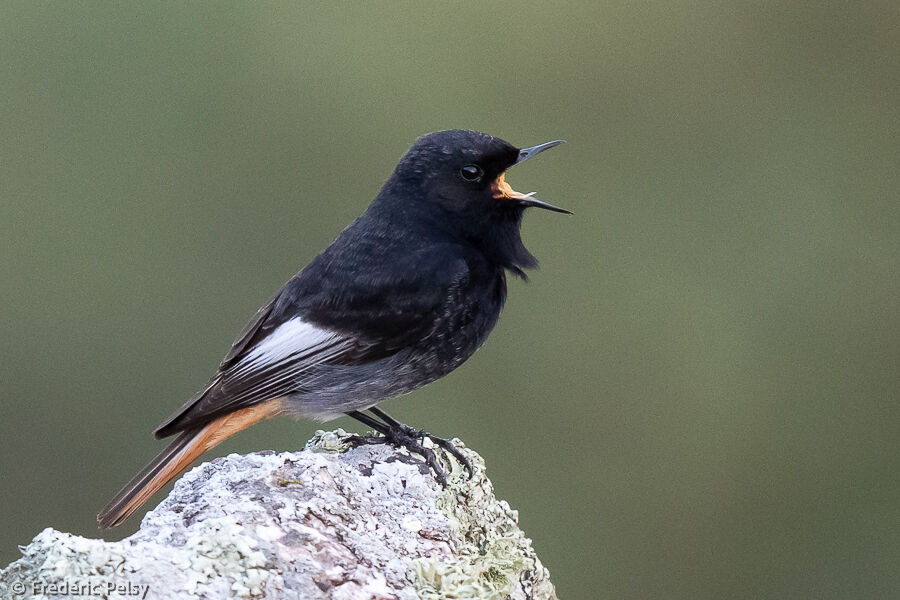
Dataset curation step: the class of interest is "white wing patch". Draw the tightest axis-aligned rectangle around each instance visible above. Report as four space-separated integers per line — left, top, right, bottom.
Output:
215 317 354 408
230 318 343 377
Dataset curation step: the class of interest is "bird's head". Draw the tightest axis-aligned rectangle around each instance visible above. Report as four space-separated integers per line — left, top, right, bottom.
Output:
375 130 568 276
390 129 569 218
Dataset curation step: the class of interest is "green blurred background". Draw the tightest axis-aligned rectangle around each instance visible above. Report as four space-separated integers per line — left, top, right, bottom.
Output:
2 2 899 598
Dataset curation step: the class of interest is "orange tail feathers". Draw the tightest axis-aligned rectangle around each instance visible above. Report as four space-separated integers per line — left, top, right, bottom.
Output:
97 399 284 528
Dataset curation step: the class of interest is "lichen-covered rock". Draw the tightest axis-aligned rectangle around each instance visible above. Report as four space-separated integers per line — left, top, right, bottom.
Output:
0 430 556 599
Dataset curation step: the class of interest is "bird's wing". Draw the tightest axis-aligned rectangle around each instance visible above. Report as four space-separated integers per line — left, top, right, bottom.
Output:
154 314 355 437
154 246 470 438
218 289 279 371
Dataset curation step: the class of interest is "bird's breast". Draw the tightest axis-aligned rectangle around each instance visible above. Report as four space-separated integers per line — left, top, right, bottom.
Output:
417 266 506 378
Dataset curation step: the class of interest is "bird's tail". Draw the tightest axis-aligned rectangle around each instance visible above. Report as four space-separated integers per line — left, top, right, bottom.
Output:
97 400 284 528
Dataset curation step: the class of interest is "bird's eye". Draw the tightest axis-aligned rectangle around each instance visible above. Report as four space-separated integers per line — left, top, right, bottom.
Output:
460 165 483 181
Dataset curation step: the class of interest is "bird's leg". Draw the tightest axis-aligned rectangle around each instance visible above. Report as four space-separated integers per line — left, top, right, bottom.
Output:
345 409 446 484
369 407 473 481
368 408 473 477
345 410 390 440
344 408 473 485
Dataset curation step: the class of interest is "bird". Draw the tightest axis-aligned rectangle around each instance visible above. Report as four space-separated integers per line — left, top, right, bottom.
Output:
97 129 568 528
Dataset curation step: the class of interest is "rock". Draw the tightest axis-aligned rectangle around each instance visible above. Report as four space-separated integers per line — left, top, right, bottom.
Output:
0 430 557 599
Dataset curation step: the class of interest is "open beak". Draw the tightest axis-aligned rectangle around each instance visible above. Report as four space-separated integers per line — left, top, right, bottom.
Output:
498 139 571 214
515 139 566 165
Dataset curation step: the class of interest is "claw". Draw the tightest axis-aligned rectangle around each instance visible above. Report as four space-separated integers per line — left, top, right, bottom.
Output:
346 429 465 486
426 436 473 480
346 434 383 447
392 424 471 481
345 409 472 486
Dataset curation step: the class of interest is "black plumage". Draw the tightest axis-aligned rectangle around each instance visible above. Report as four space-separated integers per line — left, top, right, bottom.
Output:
99 129 567 528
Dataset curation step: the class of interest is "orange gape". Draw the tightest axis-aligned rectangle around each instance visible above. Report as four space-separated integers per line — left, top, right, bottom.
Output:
97 398 284 528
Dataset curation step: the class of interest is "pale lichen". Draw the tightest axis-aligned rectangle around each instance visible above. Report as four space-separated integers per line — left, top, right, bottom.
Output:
411 439 557 600
304 428 353 453
181 518 270 597
0 520 271 600
0 431 555 600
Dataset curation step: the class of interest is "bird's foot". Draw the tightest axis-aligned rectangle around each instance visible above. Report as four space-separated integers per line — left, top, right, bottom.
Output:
345 409 473 486
395 424 473 481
